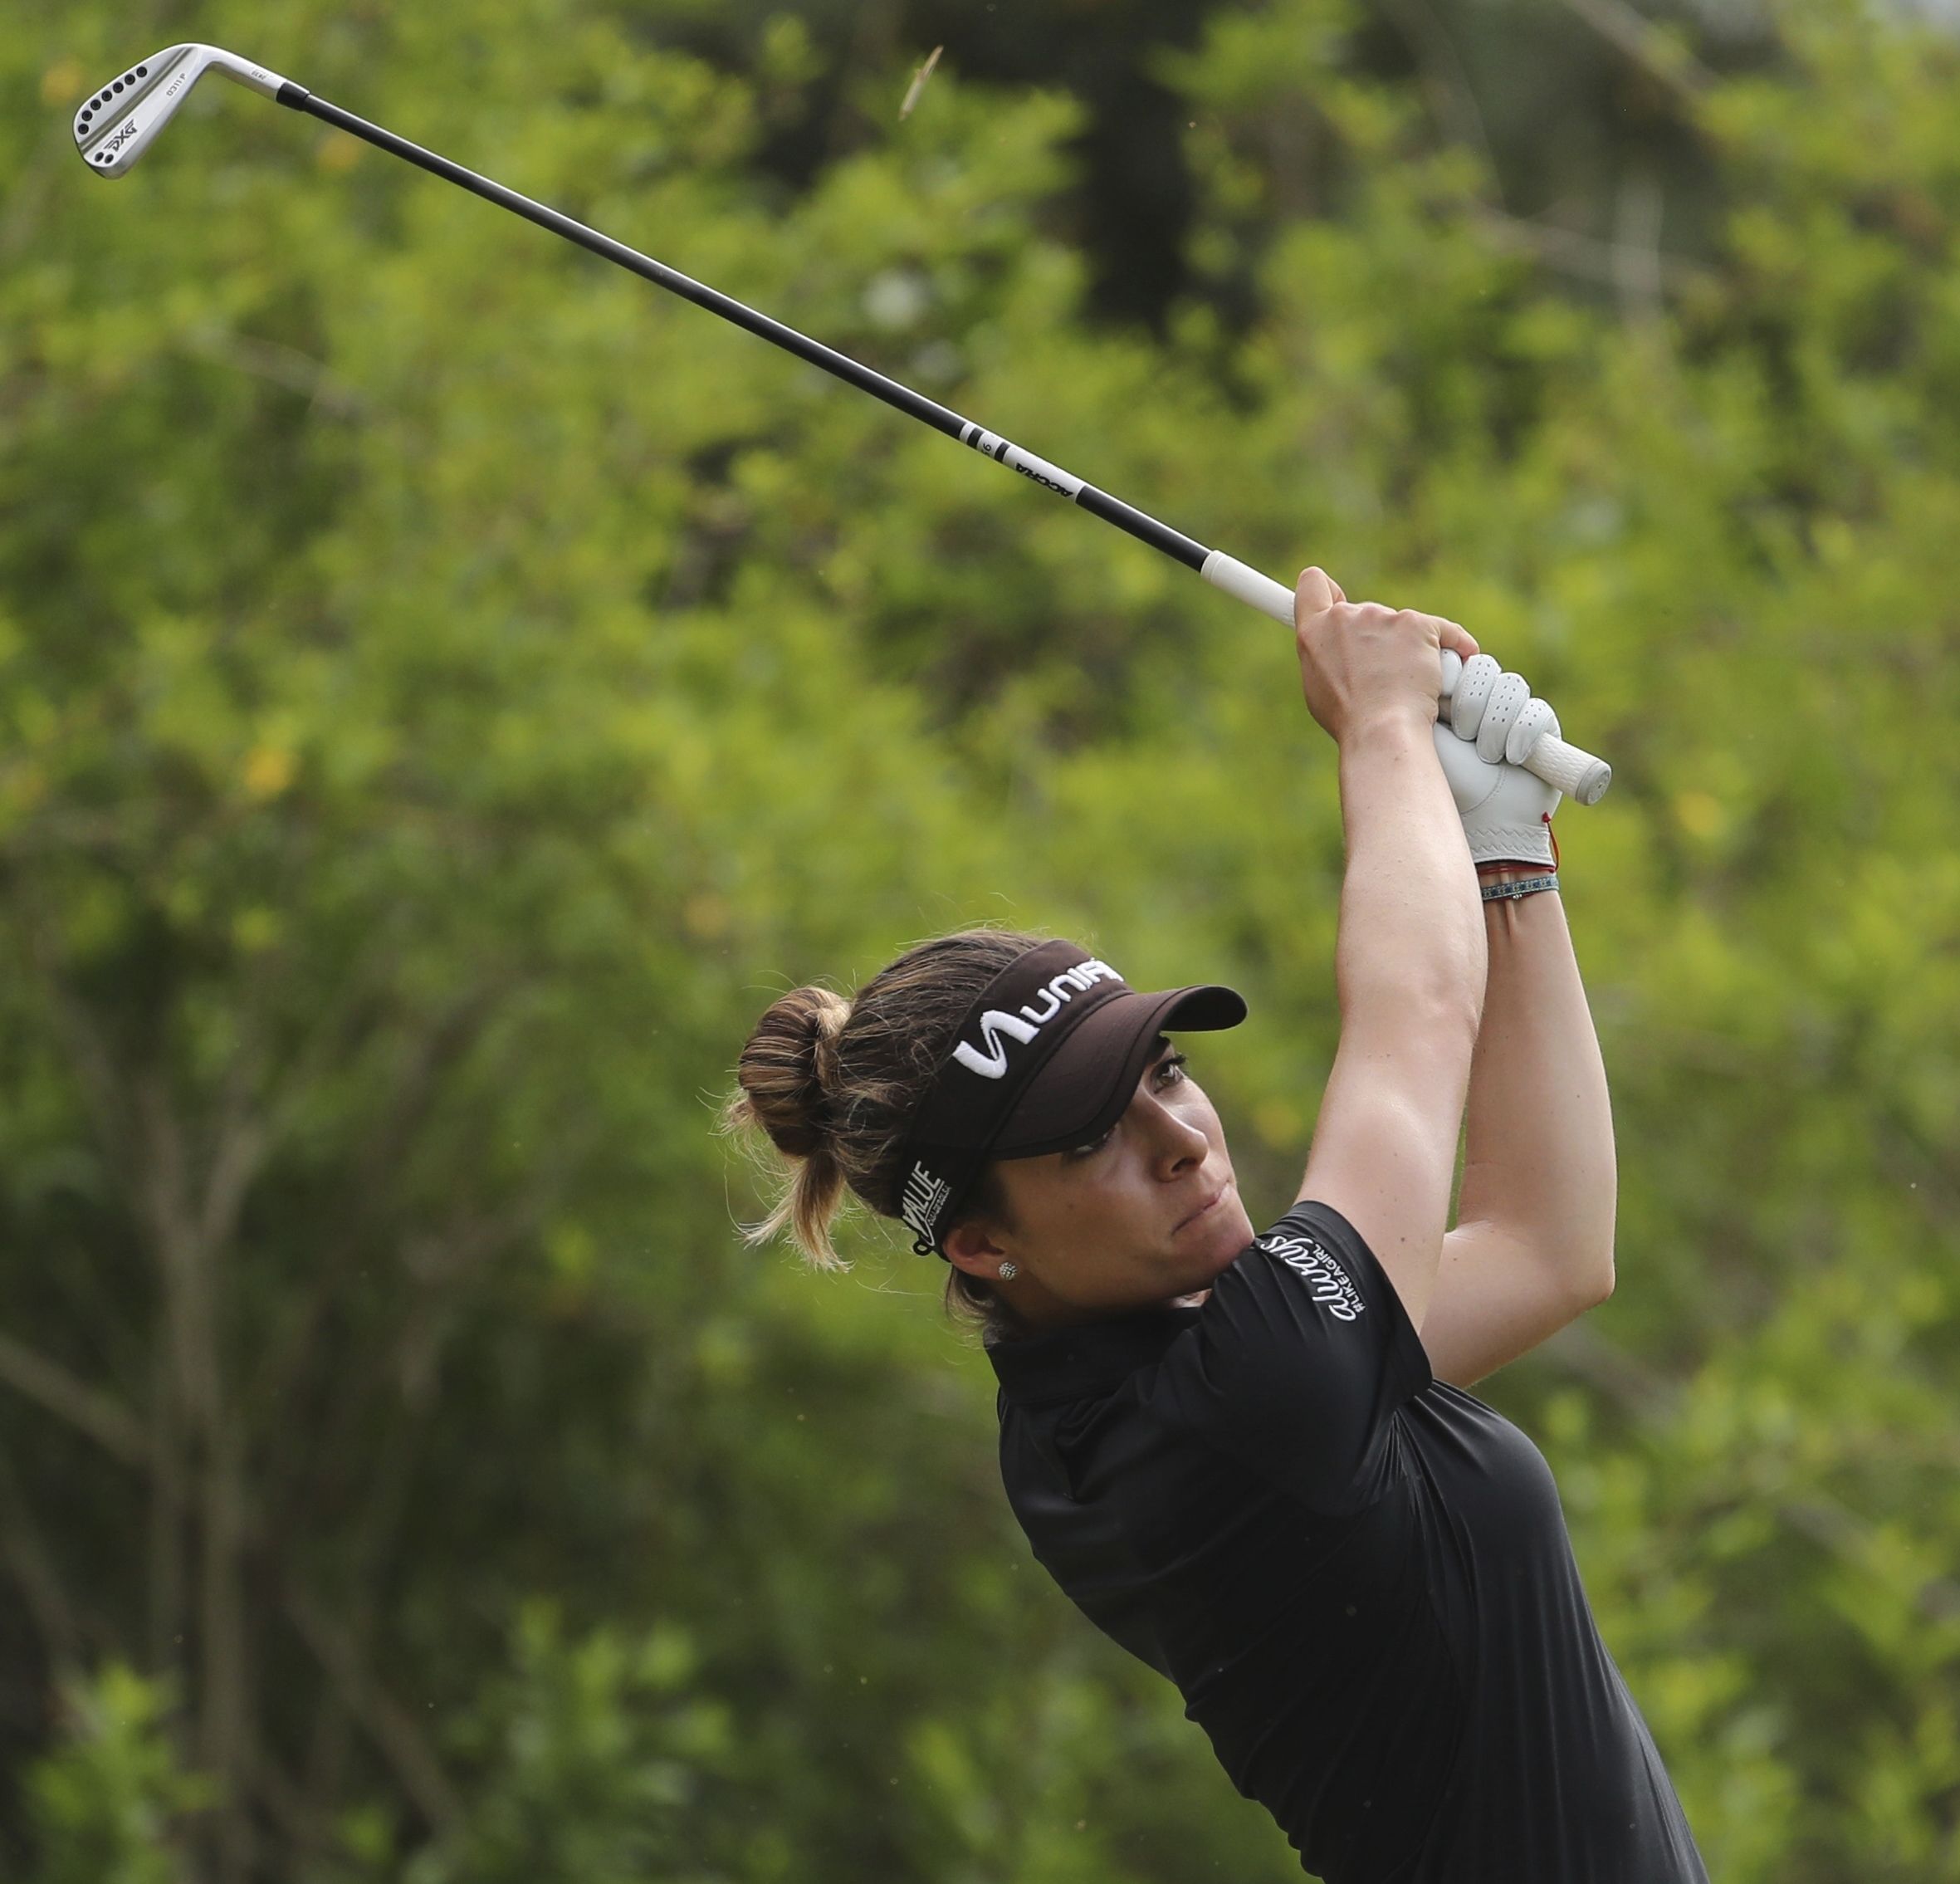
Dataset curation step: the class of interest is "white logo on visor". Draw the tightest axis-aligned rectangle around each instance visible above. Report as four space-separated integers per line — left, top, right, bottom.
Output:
901 1162 956 1239
951 958 1123 1080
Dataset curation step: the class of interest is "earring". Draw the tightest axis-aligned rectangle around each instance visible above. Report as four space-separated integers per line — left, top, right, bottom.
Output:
997 1261 1019 1281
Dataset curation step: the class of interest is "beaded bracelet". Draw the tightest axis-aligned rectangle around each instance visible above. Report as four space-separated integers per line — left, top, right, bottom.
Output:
1479 872 1560 903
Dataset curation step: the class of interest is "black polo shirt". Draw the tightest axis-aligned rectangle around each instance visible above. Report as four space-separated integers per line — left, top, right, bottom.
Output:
989 1200 1708 1884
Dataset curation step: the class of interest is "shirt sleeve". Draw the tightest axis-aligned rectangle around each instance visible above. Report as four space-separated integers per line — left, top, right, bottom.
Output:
1146 1198 1434 1517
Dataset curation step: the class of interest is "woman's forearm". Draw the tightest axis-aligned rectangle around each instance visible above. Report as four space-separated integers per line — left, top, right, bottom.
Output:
1336 714 1488 1031
1454 887 1616 1295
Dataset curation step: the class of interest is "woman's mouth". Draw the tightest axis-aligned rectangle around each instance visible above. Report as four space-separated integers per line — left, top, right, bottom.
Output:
1177 1184 1229 1232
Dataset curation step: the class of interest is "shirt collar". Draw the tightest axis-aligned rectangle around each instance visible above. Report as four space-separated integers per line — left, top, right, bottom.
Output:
987 1303 1202 1408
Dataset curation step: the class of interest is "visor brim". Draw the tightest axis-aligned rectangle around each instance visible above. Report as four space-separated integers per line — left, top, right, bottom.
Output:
990 983 1246 1159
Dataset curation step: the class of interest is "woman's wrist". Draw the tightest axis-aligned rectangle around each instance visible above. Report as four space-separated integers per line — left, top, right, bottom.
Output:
1340 702 1439 749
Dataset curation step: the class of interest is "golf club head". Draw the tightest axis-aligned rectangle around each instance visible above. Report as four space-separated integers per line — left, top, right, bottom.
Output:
73 45 293 179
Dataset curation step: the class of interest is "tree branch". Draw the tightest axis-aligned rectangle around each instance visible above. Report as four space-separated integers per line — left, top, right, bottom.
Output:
197 1068 270 1263
1378 0 1500 179
1547 0 1716 105
285 1589 464 1834
1611 169 1668 325
248 1745 320 1857
0 1330 149 1466
246 977 517 1420
17 903 134 1189
174 328 365 419
0 1441 80 1665
1468 202 1703 294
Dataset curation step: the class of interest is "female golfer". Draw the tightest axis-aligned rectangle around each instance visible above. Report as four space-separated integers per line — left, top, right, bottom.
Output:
727 568 1708 1882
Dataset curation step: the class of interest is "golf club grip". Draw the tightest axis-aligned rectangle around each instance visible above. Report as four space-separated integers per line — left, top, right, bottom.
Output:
1201 554 1612 806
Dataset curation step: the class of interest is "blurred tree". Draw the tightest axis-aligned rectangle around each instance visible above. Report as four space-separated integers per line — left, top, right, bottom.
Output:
638 0 1775 332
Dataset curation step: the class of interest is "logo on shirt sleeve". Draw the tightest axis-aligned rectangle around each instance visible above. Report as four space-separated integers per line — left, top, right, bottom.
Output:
1257 1231 1364 1322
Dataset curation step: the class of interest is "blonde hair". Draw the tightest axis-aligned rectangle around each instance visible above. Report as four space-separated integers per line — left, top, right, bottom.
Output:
723 929 1044 1343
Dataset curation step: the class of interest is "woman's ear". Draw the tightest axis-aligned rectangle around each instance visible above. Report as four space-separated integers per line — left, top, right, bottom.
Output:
941 1216 1009 1277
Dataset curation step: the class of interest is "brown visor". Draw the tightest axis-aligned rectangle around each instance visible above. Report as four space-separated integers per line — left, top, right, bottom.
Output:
896 939 1246 1255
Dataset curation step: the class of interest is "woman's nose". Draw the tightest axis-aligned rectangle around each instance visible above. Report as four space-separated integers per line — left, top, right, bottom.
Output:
1145 1103 1209 1172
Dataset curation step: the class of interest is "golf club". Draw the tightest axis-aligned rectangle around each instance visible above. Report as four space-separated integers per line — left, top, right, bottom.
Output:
74 43 1611 804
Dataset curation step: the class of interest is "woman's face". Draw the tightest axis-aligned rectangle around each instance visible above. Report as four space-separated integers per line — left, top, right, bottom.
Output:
944 1040 1258 1330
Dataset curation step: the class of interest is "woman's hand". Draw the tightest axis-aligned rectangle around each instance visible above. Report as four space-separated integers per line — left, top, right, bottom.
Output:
1432 654 1563 866
1293 567 1481 747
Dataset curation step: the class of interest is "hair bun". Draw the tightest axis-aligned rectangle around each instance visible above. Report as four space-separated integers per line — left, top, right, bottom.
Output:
734 985 851 1159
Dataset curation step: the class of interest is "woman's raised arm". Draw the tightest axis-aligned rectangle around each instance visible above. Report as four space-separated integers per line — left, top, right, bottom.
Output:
1289 569 1487 1333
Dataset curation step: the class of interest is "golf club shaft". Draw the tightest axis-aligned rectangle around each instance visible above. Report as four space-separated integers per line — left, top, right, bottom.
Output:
279 84 1610 805
289 91 1205 563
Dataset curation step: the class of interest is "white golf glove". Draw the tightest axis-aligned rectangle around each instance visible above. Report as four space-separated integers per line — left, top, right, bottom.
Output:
1433 653 1562 867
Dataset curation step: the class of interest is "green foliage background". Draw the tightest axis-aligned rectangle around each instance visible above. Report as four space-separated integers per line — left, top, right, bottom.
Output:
2 0 1958 1878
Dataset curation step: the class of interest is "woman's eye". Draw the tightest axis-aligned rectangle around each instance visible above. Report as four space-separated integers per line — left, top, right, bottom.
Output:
1066 1056 1187 1158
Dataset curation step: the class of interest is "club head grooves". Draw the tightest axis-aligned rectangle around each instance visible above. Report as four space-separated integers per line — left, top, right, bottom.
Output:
74 46 208 178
